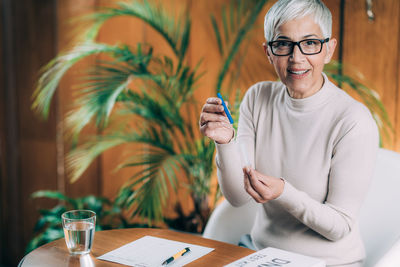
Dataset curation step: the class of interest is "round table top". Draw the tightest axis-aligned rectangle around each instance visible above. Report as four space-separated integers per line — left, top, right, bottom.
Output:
21 228 254 266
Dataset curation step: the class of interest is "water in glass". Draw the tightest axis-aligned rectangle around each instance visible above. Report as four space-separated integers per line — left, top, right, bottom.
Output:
63 221 95 255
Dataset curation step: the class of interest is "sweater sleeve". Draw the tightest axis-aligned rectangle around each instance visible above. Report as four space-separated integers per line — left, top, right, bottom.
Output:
215 87 257 207
274 111 379 241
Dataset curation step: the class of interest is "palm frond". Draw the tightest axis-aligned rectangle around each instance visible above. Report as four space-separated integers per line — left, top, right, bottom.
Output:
87 0 191 60
32 42 119 118
67 137 128 183
66 72 132 137
212 0 269 92
116 151 182 224
210 15 223 55
128 125 176 154
145 55 203 110
67 119 180 183
31 190 72 202
65 44 160 137
121 89 185 135
119 61 203 140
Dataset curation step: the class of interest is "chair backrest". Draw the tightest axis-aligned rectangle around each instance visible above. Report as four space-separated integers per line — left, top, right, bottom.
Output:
202 198 257 245
203 148 400 266
359 148 400 267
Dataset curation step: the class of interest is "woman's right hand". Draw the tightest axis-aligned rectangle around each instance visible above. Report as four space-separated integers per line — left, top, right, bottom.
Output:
199 97 234 144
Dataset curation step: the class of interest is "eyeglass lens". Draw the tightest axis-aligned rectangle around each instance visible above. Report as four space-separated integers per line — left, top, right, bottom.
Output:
270 39 323 56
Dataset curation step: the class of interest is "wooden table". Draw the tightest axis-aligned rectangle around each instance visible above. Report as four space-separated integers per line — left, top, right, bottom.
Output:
20 228 254 266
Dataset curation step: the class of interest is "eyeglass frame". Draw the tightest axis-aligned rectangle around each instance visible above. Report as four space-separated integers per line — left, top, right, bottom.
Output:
267 38 330 56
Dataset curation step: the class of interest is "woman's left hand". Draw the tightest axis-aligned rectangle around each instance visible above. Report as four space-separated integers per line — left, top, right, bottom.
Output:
243 167 285 203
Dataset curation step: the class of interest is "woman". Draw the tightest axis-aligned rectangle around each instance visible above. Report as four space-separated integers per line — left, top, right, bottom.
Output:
199 0 379 266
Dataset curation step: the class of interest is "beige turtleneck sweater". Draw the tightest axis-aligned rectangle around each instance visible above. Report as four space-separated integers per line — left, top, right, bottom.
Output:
215 73 379 266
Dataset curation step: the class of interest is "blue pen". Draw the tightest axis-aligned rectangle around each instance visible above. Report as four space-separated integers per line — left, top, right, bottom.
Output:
217 92 234 124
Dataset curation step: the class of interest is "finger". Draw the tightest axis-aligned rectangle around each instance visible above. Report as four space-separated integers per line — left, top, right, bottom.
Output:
243 169 264 203
206 97 222 105
201 103 224 114
200 120 231 137
247 169 272 201
199 112 230 126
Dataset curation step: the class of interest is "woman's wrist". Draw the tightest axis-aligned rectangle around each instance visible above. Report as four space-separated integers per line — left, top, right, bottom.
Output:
215 129 235 144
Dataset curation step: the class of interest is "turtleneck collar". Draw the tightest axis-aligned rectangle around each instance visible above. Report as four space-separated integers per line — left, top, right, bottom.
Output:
283 72 334 112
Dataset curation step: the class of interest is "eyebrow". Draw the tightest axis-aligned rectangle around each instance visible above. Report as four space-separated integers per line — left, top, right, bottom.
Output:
275 34 320 40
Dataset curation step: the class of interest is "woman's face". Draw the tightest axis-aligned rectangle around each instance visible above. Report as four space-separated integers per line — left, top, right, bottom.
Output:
264 15 336 99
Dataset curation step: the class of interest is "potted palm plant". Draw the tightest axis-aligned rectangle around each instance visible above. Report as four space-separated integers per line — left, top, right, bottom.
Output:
30 0 392 251
32 0 270 234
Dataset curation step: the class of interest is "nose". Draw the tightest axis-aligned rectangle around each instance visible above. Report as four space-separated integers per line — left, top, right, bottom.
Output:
290 44 305 61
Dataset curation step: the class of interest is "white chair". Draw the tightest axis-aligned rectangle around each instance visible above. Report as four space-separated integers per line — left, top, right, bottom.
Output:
203 148 400 267
202 197 258 245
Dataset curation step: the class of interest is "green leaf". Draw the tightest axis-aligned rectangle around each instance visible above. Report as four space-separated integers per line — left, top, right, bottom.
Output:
80 195 110 214
88 0 191 60
34 214 62 232
67 138 127 183
211 15 223 55
31 190 73 203
32 42 119 119
65 70 132 136
215 0 268 91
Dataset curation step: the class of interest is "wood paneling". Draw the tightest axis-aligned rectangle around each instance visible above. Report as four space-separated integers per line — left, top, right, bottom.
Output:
1 0 22 264
0 0 7 264
16 2 59 258
342 0 400 149
0 0 59 265
0 0 4 174
56 0 100 198
325 0 341 61
397 18 400 152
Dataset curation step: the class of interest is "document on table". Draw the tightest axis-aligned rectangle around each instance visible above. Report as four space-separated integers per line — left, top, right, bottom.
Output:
224 247 325 267
98 235 214 267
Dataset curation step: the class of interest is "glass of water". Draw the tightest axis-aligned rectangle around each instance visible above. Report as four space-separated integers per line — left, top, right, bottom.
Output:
62 210 96 255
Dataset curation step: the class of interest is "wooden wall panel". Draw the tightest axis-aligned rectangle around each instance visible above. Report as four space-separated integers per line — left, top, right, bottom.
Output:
190 0 226 101
394 15 400 152
396 4 400 152
0 1 7 264
0 0 59 265
342 0 400 150
325 0 341 61
17 2 59 255
230 1 276 94
56 0 101 198
1 1 24 264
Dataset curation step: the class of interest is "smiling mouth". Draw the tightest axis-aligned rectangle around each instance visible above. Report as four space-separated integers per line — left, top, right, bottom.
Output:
287 69 310 75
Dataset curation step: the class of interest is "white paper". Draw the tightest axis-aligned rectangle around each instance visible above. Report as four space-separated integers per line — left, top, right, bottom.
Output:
98 235 214 267
224 247 326 267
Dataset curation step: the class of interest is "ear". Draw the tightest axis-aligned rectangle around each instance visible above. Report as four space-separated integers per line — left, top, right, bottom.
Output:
263 42 273 64
324 38 337 64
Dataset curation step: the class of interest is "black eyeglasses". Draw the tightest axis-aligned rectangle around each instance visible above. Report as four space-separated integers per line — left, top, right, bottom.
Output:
268 38 330 56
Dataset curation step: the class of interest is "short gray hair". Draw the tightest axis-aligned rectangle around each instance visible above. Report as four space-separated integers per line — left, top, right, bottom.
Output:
264 0 332 41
